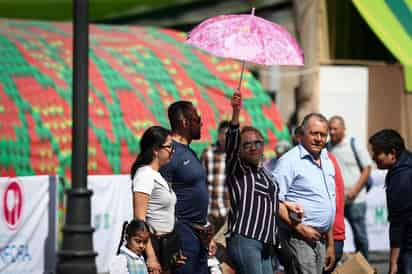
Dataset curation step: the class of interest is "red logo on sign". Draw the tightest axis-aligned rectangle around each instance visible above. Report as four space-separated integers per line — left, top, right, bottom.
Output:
2 180 23 230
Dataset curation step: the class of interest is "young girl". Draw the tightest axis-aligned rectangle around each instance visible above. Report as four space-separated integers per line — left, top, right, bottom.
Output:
109 219 150 274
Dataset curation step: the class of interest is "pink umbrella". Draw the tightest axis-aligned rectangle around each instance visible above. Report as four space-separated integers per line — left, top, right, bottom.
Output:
186 8 304 91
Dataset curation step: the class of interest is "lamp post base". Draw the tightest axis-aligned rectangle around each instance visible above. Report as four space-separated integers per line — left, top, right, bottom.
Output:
56 261 97 274
56 188 97 274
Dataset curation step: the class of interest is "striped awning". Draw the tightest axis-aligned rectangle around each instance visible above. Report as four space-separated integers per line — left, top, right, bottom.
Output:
352 0 412 92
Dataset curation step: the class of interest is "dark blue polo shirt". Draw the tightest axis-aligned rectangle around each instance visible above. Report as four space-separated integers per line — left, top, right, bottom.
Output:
159 140 208 224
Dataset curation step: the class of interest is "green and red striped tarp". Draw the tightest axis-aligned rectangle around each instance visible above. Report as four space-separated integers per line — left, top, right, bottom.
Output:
0 19 290 183
352 0 412 92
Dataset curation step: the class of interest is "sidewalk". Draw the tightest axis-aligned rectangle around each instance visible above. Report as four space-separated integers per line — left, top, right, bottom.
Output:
369 251 389 274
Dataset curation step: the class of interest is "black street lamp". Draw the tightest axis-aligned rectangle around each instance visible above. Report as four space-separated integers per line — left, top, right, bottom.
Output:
56 0 97 273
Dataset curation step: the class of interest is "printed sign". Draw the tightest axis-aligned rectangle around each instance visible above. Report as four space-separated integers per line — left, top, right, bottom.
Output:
89 175 133 273
2 180 23 230
0 176 56 274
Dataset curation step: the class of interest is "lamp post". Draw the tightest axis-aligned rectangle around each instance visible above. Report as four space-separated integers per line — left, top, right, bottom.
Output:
56 0 97 273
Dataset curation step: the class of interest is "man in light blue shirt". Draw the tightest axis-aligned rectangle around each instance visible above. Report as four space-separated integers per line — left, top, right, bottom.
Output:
272 113 336 274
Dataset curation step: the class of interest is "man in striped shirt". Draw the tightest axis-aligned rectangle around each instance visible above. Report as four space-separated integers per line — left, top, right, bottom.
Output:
225 91 303 274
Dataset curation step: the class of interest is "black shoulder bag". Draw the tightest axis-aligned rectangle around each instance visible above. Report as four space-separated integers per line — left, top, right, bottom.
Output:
350 137 373 192
149 225 182 271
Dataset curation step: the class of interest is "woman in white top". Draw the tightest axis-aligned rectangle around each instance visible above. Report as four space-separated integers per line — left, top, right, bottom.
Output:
131 126 177 274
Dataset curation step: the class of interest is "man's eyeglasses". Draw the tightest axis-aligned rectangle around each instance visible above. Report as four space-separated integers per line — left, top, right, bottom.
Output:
241 140 264 150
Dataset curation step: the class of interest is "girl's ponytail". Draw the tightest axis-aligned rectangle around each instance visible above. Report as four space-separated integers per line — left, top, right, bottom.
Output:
116 221 128 255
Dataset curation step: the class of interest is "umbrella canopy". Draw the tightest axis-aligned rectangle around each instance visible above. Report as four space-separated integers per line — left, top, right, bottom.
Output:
186 9 304 66
0 19 290 181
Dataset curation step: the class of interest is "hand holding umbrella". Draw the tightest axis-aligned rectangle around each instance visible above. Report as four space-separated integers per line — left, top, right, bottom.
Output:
230 91 242 126
186 8 304 92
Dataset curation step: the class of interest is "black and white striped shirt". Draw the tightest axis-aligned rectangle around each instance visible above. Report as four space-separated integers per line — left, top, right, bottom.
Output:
225 124 279 245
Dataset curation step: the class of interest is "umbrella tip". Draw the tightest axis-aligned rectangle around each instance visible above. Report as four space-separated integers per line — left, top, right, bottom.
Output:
251 7 255 16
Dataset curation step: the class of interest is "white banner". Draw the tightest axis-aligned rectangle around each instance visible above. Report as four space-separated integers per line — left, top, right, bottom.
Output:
344 169 389 252
0 176 56 274
89 175 133 273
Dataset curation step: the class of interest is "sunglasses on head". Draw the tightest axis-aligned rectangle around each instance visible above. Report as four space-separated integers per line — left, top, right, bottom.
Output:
242 140 264 150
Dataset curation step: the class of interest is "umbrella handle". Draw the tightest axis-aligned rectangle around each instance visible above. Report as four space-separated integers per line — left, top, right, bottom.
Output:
237 60 246 93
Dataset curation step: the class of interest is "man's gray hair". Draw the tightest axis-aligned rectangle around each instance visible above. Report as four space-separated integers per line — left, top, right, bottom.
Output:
301 113 328 133
328 115 346 128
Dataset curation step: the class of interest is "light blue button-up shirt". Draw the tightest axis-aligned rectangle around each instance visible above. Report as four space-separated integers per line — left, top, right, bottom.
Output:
272 144 336 233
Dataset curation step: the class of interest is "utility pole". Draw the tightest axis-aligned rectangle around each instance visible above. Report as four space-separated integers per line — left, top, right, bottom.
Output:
56 0 97 273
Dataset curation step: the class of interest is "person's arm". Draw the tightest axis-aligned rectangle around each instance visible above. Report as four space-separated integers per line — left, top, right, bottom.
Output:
348 140 373 200
273 158 302 222
389 247 400 274
225 92 242 174
278 201 307 241
324 228 336 271
278 203 321 242
231 91 241 126
133 192 162 274
133 192 150 219
278 201 304 224
278 202 295 227
347 166 371 200
388 217 404 274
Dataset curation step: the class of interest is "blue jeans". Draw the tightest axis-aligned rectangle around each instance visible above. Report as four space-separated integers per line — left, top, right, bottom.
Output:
345 202 369 260
227 233 274 274
172 222 208 274
334 240 344 266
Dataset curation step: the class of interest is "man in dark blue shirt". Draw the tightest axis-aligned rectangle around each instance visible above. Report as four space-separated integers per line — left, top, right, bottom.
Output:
160 101 209 274
369 129 412 274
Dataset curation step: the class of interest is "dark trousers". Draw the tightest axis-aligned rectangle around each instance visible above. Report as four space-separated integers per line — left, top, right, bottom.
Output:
172 221 208 274
398 251 412 274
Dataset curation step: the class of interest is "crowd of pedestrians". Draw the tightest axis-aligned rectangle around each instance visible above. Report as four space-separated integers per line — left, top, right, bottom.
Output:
108 92 411 274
